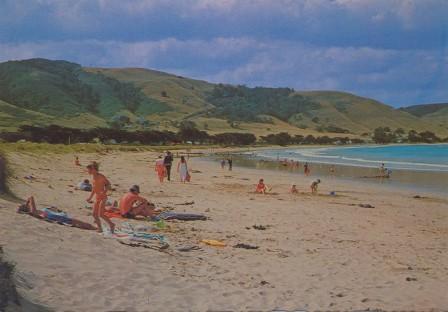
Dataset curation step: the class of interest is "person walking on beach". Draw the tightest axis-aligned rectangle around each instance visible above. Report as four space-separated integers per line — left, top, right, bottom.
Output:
228 158 233 171
86 162 115 233
177 156 189 183
304 162 310 176
164 151 174 181
221 159 226 169
155 156 166 183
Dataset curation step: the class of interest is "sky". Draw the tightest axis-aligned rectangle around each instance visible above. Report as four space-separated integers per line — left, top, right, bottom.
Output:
0 0 447 107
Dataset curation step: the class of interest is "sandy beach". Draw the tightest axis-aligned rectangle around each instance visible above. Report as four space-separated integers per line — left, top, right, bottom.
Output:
1 150 448 311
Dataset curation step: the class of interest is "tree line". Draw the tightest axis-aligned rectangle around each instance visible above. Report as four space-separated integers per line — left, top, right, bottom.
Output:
0 125 258 146
372 127 448 144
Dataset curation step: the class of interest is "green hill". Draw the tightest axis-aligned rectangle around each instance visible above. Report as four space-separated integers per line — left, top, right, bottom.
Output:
400 103 448 130
0 58 447 137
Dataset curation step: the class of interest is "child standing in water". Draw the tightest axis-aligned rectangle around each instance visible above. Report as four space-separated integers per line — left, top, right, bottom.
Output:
86 162 115 233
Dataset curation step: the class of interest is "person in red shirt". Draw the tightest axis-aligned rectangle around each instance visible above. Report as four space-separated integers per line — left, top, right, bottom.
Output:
255 178 268 194
119 185 156 219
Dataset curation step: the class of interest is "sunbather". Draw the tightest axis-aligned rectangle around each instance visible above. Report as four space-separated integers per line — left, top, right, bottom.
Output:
118 185 156 219
17 196 96 230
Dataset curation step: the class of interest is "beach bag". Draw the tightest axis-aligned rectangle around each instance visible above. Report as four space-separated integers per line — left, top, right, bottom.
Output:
186 172 191 182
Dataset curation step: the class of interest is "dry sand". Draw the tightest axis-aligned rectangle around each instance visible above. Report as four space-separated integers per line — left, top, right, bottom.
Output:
0 150 447 311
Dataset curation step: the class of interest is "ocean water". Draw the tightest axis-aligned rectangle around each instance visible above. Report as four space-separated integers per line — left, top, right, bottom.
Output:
252 144 448 172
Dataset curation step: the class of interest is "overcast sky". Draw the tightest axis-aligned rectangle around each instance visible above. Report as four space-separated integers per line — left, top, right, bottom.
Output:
0 0 447 107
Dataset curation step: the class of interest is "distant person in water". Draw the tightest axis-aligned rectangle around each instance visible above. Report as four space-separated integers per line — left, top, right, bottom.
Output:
163 151 174 181
74 156 81 166
119 185 156 219
256 178 268 194
221 159 226 169
290 184 299 194
17 196 96 230
310 179 321 194
380 163 386 176
177 156 189 183
155 156 166 183
86 162 115 233
304 162 310 176
228 158 233 171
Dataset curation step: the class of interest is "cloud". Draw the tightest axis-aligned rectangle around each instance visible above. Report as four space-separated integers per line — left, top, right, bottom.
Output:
0 37 446 106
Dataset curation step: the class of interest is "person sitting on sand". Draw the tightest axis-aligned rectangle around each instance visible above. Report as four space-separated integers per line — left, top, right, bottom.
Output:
310 179 321 194
256 179 268 194
86 162 115 233
77 179 92 192
74 156 81 166
290 184 299 194
17 196 96 230
119 185 157 219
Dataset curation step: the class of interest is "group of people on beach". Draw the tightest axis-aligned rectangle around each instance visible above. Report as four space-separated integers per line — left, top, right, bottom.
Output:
220 158 233 171
255 178 321 195
155 151 190 183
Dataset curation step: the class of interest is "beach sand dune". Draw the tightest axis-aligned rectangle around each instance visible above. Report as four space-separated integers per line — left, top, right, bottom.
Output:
0 151 447 311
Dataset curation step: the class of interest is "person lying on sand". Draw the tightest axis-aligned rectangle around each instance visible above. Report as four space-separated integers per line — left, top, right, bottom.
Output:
17 196 96 230
86 162 115 233
290 184 299 194
310 179 321 194
256 179 270 194
118 185 157 219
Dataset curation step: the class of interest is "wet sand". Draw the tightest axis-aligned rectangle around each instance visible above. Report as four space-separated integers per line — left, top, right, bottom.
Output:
226 154 448 195
0 150 447 311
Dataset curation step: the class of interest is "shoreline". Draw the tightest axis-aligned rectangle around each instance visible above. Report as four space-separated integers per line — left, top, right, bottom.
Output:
210 153 448 196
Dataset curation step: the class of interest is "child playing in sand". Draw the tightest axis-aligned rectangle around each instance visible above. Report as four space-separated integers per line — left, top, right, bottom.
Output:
86 162 115 233
290 184 299 194
256 179 268 194
310 179 321 194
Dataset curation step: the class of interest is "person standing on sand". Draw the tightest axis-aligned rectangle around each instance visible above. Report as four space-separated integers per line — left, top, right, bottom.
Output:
228 158 233 171
221 159 226 169
177 156 189 183
155 156 166 183
86 162 115 233
304 162 310 176
164 151 174 181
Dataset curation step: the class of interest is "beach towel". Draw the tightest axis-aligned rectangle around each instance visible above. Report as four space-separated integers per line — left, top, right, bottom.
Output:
104 210 125 219
155 211 206 221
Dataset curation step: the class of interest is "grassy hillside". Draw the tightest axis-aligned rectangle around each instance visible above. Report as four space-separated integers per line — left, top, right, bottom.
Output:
400 103 448 129
0 58 447 137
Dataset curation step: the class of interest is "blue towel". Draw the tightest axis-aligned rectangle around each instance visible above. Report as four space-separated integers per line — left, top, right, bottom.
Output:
156 212 207 221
